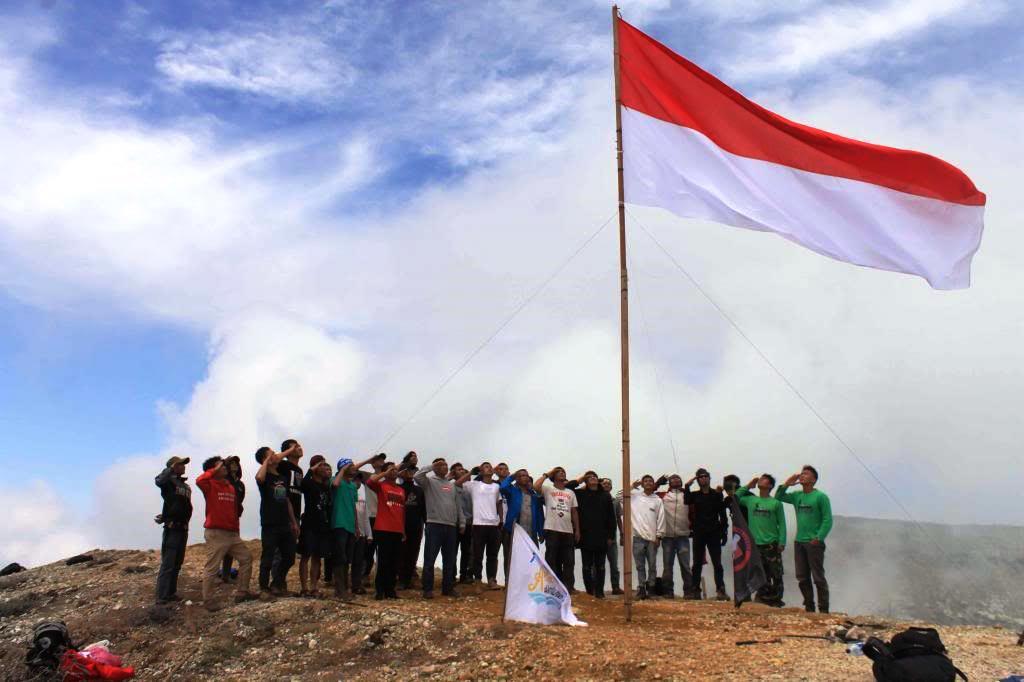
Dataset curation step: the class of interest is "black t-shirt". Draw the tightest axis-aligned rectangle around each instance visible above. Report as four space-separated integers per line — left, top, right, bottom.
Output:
279 460 303 519
300 474 331 532
400 477 424 527
259 469 291 528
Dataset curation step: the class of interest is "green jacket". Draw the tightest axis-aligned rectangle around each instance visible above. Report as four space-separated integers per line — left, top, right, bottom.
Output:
774 486 832 543
735 488 787 546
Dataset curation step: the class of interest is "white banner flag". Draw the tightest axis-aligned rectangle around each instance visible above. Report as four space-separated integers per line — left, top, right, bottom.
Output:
503 525 586 626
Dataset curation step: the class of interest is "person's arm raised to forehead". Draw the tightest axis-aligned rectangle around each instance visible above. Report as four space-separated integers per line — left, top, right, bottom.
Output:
532 472 547 493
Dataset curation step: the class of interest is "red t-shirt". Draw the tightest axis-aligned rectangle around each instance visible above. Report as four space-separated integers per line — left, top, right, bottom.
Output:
196 469 240 532
366 479 406 534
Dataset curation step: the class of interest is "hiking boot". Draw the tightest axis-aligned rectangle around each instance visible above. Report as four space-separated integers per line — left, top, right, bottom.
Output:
684 590 701 600
637 585 648 600
487 580 500 590
423 591 434 600
715 589 730 601
442 589 461 598
258 589 276 602
233 592 258 604
804 604 815 612
611 586 624 596
386 590 400 600
594 589 606 599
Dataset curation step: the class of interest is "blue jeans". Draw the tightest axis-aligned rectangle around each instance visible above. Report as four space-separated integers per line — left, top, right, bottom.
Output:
422 523 458 594
661 535 692 596
632 536 658 588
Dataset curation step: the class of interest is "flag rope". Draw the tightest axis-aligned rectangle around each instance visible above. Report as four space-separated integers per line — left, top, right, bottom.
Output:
628 259 681 475
370 210 618 453
628 208 932 538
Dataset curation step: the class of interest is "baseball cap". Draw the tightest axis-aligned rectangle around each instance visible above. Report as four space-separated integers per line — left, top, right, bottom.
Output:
166 456 190 467
336 457 353 471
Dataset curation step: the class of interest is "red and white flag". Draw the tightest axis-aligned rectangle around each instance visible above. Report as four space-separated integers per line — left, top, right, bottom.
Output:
618 18 986 289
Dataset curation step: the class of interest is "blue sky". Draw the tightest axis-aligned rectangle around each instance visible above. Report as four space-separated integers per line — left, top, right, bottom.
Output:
2 0 1022 564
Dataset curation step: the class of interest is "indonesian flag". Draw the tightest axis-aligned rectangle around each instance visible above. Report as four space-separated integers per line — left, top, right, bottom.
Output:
618 18 986 290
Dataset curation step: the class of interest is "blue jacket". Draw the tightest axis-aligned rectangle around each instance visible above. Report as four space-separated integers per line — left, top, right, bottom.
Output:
499 475 545 540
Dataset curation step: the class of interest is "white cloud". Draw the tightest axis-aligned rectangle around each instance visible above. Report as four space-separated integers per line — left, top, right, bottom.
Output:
726 0 1006 78
0 481 94 567
156 26 356 103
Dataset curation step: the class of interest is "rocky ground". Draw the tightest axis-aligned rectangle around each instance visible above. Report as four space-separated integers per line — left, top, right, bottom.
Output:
1 542 1021 681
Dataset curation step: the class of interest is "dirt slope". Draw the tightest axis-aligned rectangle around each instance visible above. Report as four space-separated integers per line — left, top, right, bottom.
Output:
1 541 1021 680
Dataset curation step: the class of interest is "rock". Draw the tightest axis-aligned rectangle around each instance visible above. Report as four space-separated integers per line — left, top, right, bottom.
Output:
0 563 26 577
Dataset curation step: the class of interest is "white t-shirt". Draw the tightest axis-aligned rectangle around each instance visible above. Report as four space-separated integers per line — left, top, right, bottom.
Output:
462 480 501 526
542 484 578 534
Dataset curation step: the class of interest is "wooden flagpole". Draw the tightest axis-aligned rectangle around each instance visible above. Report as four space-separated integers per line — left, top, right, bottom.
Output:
612 4 634 623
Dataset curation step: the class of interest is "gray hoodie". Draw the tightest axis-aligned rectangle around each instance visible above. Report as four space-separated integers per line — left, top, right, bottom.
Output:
413 468 465 528
660 488 691 538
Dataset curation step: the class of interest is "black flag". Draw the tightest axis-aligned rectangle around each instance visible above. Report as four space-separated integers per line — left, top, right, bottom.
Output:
729 497 767 608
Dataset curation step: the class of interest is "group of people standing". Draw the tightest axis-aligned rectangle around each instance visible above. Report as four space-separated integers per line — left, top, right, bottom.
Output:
153 441 833 614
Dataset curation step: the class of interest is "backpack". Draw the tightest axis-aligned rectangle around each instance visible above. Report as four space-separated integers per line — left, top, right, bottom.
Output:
25 620 73 671
864 627 967 682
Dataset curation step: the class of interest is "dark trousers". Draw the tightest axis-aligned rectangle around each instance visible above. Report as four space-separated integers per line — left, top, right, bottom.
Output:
691 530 725 593
605 538 620 589
471 524 501 582
794 541 828 611
398 518 424 586
156 527 188 600
351 537 367 588
374 530 402 596
221 553 233 579
363 518 376 577
756 544 785 605
580 547 607 595
544 530 575 590
422 523 458 594
332 528 355 567
259 526 296 590
458 522 473 580
501 527 513 580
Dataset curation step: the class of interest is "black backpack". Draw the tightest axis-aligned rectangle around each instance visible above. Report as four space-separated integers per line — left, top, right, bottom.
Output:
25 620 73 672
864 627 967 682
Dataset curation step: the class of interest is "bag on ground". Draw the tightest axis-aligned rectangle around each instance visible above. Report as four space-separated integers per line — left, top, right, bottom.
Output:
864 627 967 682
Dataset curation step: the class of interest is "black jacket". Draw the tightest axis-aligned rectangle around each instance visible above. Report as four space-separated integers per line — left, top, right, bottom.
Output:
684 486 728 537
574 488 616 551
155 467 193 526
